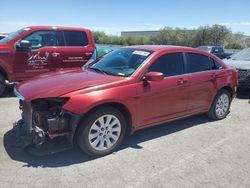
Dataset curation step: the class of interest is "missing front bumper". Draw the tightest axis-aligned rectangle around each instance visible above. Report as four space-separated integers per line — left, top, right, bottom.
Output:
12 122 73 156
12 99 82 155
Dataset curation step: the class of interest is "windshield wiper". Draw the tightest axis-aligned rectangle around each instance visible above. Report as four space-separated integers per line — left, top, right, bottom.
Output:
88 67 107 74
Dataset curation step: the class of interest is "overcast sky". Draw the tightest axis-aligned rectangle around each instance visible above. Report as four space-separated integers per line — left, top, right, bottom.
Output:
1 0 250 35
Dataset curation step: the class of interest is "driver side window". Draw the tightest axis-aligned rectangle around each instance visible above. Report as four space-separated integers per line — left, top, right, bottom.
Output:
23 30 58 49
148 53 185 77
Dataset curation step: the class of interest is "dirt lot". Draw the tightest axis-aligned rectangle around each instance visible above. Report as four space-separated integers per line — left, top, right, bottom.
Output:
0 86 250 188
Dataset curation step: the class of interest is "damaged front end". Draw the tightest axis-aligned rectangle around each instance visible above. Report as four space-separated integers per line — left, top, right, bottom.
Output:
13 89 81 154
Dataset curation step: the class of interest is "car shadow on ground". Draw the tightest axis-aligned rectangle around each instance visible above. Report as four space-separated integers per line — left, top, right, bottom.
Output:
237 88 250 100
1 84 15 98
4 114 212 168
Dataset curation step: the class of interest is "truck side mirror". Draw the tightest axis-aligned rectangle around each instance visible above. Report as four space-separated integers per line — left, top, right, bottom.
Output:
16 40 31 51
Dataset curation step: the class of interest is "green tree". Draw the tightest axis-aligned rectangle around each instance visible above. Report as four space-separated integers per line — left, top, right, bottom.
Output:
92 25 246 49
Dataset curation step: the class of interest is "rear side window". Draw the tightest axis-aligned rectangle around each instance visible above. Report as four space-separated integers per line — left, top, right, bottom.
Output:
63 30 88 46
187 53 213 73
148 53 185 77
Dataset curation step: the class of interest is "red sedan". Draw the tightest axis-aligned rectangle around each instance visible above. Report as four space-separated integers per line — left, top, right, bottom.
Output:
14 45 238 157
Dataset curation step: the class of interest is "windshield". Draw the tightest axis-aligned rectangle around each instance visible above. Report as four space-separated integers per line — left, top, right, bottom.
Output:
231 48 250 61
0 28 26 44
88 48 153 77
197 46 212 52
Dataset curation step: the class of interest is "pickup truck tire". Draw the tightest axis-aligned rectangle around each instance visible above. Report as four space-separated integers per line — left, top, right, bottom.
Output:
77 106 126 157
0 74 6 96
206 89 231 120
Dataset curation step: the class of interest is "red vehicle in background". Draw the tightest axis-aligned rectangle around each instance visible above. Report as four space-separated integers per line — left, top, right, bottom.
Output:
14 45 238 157
0 26 95 95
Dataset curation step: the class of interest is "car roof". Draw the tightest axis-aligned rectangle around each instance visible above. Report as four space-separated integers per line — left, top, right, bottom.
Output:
124 45 223 62
26 26 91 32
126 45 199 52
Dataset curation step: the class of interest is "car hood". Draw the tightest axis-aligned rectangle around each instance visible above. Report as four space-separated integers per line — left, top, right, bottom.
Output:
224 59 250 70
16 69 126 101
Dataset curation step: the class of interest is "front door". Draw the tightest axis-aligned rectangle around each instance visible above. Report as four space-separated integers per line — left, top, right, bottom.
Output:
13 30 61 80
136 52 189 128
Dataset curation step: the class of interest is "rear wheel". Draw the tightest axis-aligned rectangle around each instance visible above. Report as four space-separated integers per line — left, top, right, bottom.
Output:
206 89 231 120
0 74 6 96
77 106 126 157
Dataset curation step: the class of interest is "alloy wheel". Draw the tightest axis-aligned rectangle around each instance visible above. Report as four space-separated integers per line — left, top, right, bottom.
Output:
215 93 230 118
88 114 121 151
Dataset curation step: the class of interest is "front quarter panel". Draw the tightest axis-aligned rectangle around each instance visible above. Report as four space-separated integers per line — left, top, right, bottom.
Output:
61 82 138 125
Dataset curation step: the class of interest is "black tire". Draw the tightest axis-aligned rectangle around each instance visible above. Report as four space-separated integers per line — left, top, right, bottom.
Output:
0 74 6 96
77 106 126 157
206 89 232 120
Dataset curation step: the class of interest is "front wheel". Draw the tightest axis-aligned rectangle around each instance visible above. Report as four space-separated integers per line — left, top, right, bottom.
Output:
0 74 6 96
77 106 126 157
206 89 232 120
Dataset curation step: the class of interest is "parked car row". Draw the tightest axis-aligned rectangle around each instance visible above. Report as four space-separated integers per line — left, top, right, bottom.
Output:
197 46 233 59
224 48 250 89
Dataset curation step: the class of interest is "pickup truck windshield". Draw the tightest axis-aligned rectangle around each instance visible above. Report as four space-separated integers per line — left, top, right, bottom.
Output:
89 48 153 77
231 48 250 61
0 28 26 44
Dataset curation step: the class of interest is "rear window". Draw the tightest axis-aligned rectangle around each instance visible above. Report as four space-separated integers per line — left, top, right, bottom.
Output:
63 30 88 46
187 53 213 73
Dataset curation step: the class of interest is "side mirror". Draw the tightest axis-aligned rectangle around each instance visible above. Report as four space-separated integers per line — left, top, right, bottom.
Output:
16 40 31 51
144 72 164 82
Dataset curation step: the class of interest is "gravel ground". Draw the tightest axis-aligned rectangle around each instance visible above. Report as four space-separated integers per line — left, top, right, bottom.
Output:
0 86 250 188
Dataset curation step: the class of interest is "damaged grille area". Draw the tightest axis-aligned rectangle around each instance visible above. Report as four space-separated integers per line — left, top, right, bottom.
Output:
19 98 71 147
31 98 70 134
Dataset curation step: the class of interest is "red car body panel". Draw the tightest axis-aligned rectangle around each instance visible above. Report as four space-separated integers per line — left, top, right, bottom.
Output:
0 26 95 82
16 45 238 132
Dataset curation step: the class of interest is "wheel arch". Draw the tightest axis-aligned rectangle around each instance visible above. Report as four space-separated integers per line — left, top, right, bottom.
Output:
219 85 233 99
208 85 234 111
72 102 133 145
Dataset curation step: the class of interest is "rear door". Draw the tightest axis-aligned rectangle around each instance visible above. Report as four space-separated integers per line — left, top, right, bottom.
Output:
60 30 94 69
13 30 61 80
185 52 219 113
